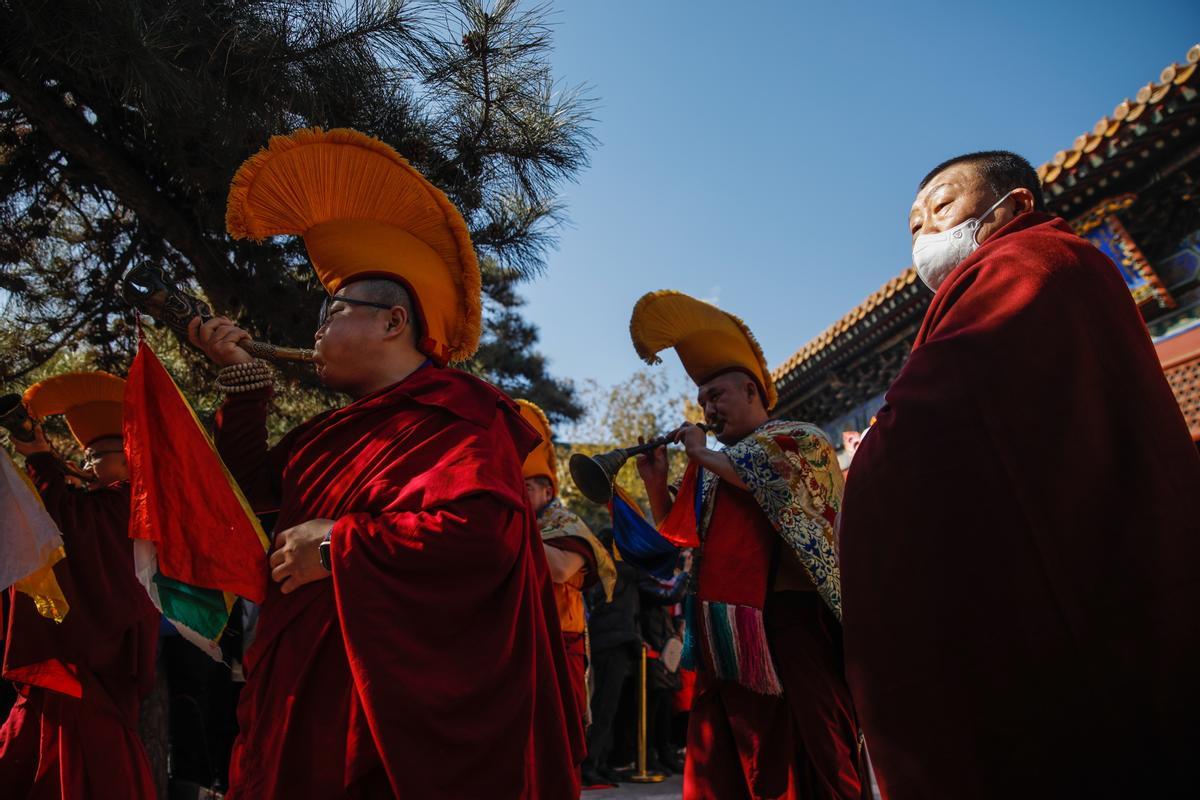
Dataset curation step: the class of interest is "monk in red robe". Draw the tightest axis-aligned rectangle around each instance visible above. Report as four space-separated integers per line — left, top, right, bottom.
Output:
189 127 581 799
0 372 159 799
629 291 863 800
840 151 1200 799
530 491 598 719
516 399 616 725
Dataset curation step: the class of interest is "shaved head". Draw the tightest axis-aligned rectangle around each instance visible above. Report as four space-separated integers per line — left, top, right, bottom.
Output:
919 151 1045 212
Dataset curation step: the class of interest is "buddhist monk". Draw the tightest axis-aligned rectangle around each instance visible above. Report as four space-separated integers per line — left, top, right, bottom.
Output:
188 127 581 799
0 372 159 799
516 399 616 728
839 150 1200 799
629 291 863 800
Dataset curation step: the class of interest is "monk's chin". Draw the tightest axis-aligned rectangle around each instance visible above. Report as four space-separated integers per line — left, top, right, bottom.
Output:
319 372 345 392
714 423 750 446
315 363 342 390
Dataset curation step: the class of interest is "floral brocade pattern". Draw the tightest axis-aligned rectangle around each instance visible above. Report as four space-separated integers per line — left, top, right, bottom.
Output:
725 420 845 619
538 497 592 540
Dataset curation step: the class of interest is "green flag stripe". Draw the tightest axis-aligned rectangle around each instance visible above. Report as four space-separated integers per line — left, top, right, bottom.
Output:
152 573 229 641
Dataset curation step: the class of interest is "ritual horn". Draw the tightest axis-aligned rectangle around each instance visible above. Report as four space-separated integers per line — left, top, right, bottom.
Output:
121 263 315 364
0 393 108 483
569 423 712 504
0 393 35 442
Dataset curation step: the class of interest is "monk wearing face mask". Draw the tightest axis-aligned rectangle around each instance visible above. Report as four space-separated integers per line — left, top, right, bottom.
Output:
838 150 1200 799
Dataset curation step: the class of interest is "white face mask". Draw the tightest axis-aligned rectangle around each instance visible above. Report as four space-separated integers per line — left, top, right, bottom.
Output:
911 190 1015 291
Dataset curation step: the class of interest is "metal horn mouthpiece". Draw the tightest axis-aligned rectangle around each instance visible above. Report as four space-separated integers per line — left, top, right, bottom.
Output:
0 394 35 443
120 264 315 364
569 423 713 504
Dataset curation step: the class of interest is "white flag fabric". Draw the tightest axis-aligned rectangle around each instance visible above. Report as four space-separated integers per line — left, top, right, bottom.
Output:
0 450 66 592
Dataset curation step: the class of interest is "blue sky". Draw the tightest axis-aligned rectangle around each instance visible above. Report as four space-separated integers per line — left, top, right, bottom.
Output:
521 0 1199 396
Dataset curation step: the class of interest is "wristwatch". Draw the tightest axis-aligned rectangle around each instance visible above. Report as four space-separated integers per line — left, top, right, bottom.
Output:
318 528 333 572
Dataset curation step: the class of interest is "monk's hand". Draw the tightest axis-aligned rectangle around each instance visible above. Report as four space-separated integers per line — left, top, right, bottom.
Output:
270 519 335 594
11 425 52 457
187 316 253 367
673 422 709 459
635 435 669 491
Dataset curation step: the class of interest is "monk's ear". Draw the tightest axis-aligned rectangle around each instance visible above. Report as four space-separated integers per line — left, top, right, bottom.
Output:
1011 187 1037 216
381 306 410 341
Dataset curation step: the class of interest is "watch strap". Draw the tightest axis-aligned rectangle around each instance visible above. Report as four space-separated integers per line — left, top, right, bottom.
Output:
318 528 333 572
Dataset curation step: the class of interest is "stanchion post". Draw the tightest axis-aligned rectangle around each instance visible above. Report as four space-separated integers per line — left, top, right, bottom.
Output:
629 642 665 783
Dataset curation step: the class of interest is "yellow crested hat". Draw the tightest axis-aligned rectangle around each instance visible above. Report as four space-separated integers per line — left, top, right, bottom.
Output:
630 290 777 410
516 399 557 493
24 371 126 448
226 127 481 366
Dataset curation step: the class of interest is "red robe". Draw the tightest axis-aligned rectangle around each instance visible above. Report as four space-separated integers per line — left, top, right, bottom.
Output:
0 454 159 800
216 366 583 799
680 478 861 800
840 213 1200 799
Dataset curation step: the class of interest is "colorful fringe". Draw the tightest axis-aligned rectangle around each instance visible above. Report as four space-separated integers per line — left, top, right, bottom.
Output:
681 597 782 696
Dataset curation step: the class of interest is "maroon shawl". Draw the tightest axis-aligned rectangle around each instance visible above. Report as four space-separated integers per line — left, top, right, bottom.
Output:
218 366 582 799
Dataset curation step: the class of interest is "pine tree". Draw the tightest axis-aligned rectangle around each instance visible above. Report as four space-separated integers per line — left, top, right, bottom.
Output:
0 0 592 420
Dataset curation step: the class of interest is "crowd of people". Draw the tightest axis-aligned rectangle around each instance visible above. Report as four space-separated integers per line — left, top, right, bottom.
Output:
1 128 1198 800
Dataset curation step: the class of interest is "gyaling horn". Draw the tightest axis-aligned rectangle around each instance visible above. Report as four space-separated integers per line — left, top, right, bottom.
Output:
0 394 35 443
568 423 712 504
120 263 315 364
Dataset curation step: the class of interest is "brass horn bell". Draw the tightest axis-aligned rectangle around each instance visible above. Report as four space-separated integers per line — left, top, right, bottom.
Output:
568 424 712 504
0 394 35 443
569 448 640 505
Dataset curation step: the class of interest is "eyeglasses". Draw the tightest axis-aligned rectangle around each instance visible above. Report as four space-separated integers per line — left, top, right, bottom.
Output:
317 295 396 329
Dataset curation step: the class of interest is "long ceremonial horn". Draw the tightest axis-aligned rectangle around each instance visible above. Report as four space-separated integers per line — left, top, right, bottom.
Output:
0 394 111 483
120 264 315 363
569 423 713 504
0 393 36 442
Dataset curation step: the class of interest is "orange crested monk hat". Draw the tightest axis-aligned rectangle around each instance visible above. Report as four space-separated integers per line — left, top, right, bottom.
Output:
225 127 481 365
24 371 126 448
516 399 557 493
630 290 777 410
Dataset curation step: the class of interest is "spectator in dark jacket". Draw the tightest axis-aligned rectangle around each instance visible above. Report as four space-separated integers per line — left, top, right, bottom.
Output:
638 553 690 775
583 529 641 787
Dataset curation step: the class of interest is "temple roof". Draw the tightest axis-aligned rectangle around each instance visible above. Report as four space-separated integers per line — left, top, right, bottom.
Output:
1038 43 1200 217
773 42 1200 399
772 268 928 416
1039 45 1199 186
772 269 918 385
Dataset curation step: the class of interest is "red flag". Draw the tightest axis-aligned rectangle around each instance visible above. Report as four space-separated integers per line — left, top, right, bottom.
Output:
124 341 268 603
657 461 702 548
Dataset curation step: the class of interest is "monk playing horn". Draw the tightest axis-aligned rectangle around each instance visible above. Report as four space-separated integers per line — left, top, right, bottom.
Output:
187 128 582 799
0 372 160 800
629 291 864 800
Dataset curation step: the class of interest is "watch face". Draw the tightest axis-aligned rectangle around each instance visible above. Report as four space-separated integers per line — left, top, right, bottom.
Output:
319 541 332 571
